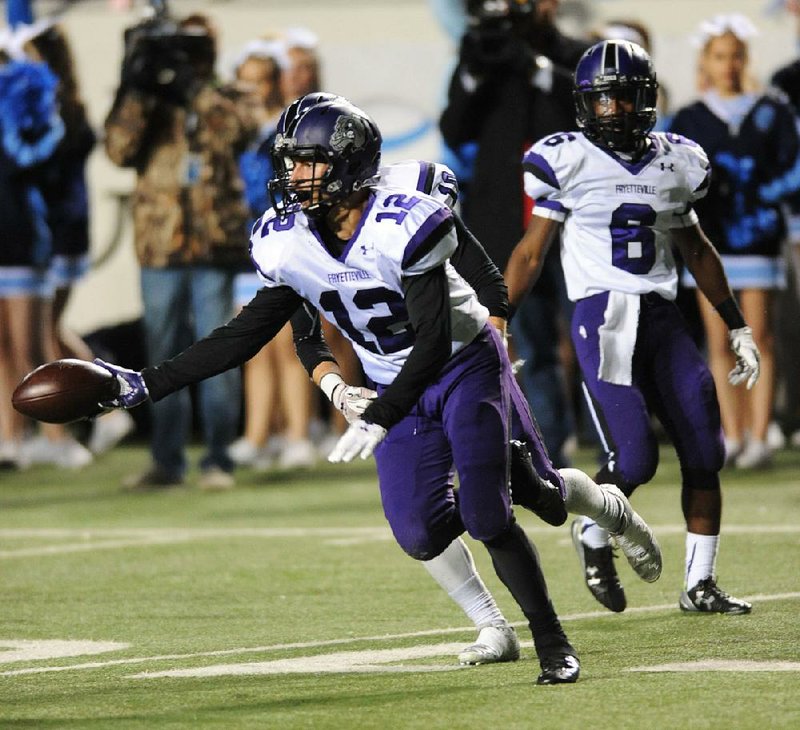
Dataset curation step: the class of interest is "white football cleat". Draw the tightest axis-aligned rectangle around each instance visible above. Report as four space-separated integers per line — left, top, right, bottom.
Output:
603 484 662 583
458 624 520 665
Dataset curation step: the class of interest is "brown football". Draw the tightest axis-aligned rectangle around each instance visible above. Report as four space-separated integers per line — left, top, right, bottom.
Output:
12 359 120 424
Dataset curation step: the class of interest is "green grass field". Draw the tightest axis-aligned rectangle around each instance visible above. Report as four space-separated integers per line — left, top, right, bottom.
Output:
1 444 799 729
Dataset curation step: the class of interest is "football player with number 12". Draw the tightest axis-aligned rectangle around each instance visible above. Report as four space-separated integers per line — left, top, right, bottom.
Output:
505 40 759 615
91 94 663 686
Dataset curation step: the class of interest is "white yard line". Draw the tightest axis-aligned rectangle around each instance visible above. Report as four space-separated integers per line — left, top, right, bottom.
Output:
2 592 798 677
629 660 800 673
1 523 799 559
0 537 198 558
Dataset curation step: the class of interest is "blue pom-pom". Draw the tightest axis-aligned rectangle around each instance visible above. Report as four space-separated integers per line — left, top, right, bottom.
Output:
0 60 59 131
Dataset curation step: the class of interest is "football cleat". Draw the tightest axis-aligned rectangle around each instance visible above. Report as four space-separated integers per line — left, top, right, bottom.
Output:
458 624 521 665
604 484 662 583
509 440 567 526
571 519 626 612
536 654 580 685
679 578 752 615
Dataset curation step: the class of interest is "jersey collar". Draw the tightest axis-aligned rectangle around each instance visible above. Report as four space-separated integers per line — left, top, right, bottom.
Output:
308 192 377 263
593 134 658 176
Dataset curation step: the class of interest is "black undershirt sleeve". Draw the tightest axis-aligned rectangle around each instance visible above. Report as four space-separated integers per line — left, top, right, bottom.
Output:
450 213 509 318
362 265 452 429
142 285 303 401
291 299 337 376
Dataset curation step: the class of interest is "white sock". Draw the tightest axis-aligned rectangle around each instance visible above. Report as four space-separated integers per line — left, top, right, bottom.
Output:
560 468 623 536
422 537 506 628
577 518 611 548
685 532 719 589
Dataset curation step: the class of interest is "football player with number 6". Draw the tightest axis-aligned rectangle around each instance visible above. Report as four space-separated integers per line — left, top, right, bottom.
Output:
505 40 758 615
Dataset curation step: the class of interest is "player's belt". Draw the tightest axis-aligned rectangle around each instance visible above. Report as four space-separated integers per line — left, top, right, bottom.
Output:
640 292 668 308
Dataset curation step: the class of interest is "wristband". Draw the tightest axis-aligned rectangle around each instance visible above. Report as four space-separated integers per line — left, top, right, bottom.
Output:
319 372 345 402
715 297 746 330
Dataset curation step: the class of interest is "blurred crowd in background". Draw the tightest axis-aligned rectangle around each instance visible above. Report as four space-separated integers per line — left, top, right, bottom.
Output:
2 0 800 488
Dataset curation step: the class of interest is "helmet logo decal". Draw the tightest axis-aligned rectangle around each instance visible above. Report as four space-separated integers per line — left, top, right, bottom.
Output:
330 114 367 154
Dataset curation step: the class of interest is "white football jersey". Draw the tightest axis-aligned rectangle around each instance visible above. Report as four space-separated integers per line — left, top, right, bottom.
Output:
376 160 459 209
523 131 711 301
249 187 487 385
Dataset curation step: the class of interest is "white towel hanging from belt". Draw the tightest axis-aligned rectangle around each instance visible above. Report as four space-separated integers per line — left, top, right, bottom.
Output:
597 291 641 386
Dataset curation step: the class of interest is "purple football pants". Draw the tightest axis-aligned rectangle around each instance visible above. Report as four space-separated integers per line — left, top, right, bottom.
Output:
374 325 561 560
572 292 724 490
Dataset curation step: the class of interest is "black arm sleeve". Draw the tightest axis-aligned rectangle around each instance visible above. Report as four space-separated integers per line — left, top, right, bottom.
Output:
291 299 337 376
450 214 508 317
143 285 303 401
362 266 452 429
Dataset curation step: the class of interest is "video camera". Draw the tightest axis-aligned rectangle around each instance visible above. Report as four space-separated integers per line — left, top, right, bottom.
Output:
121 0 215 103
463 0 536 68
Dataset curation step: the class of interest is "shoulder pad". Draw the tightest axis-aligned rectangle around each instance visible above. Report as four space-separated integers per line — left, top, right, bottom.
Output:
378 160 459 209
370 190 456 275
523 131 581 192
250 208 305 242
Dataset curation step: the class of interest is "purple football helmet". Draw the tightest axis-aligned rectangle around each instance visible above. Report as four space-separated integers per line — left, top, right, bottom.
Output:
275 92 346 137
574 40 658 153
269 98 381 218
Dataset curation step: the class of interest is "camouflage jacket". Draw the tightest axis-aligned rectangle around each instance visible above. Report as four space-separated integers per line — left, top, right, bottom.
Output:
104 85 254 269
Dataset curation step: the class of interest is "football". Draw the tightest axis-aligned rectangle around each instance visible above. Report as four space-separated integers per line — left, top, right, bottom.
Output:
12 359 120 424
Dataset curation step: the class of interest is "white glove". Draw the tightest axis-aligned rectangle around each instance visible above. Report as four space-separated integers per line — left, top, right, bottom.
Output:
332 384 377 424
319 372 378 424
327 420 387 462
728 326 761 390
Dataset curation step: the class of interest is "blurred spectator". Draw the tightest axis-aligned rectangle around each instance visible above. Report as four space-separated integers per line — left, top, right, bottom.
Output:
670 14 800 469
280 26 321 102
225 39 317 471
104 11 253 490
439 0 588 467
0 50 63 468
22 18 135 460
769 0 800 448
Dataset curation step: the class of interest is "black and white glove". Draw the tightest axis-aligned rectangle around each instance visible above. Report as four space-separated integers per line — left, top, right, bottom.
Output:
327 420 388 463
93 358 149 409
728 326 761 390
319 372 377 424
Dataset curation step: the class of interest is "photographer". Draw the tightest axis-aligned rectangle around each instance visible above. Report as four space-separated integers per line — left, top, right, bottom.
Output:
104 8 254 490
439 0 587 467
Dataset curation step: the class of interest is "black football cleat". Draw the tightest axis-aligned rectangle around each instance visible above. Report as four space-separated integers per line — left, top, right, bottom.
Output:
571 519 626 612
536 654 580 685
509 440 567 526
679 578 752 615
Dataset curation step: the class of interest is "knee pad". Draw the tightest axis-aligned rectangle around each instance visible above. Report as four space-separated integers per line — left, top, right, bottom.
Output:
391 512 465 561
393 527 450 561
481 518 519 550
